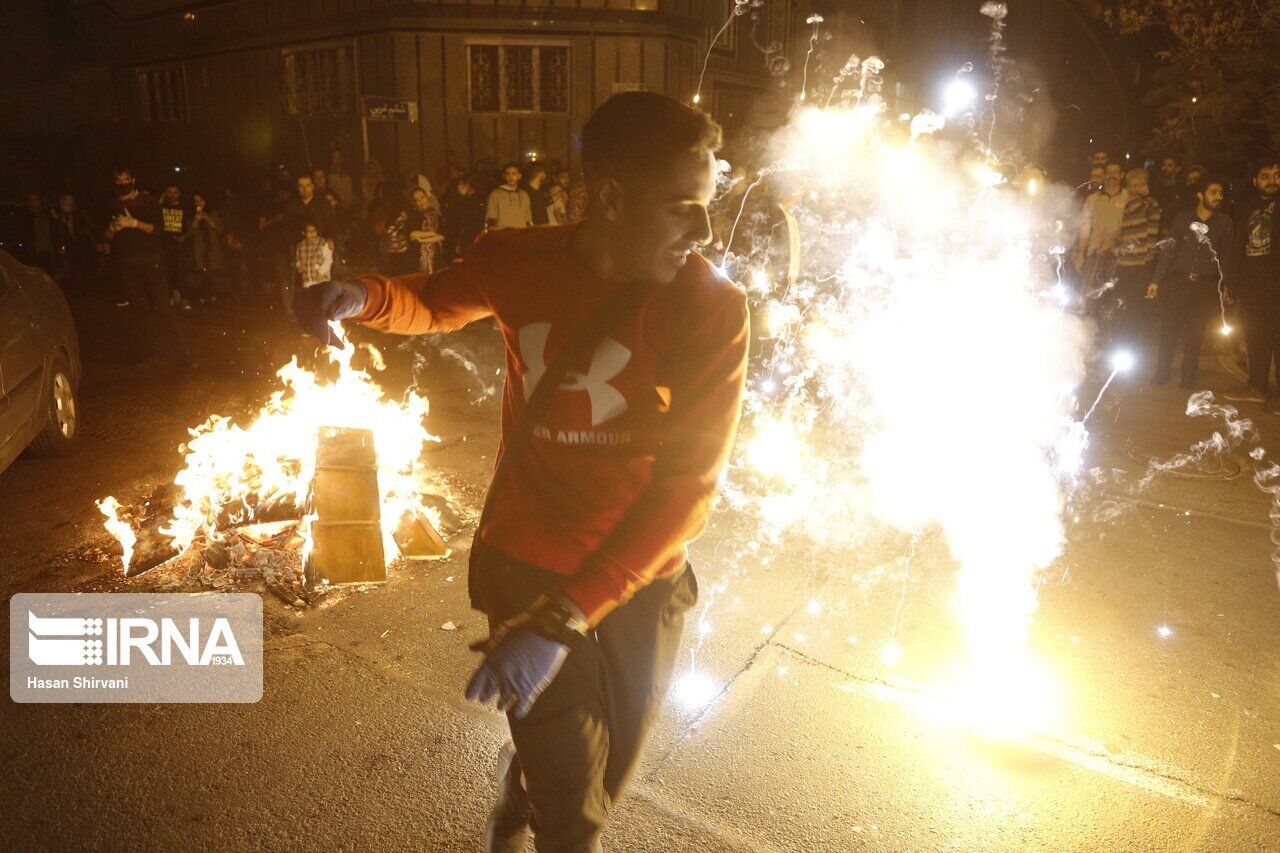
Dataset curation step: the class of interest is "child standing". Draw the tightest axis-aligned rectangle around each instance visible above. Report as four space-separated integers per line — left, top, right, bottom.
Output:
294 220 333 298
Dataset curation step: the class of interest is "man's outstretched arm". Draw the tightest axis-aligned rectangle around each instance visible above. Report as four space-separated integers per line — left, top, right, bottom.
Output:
293 233 499 344
559 288 751 626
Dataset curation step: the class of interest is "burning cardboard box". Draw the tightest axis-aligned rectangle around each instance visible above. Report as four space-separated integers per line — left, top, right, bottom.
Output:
305 426 386 586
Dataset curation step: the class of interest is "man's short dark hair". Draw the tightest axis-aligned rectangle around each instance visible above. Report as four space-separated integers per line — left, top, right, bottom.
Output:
524 161 548 181
300 217 318 231
1195 175 1225 196
1251 157 1280 177
581 91 722 184
112 166 133 178
501 161 521 173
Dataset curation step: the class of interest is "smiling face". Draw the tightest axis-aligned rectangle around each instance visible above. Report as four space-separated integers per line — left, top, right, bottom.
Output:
1125 170 1149 198
1103 163 1124 192
607 148 716 284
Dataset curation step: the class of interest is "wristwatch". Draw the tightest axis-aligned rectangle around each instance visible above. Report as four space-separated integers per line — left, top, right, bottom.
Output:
530 597 591 648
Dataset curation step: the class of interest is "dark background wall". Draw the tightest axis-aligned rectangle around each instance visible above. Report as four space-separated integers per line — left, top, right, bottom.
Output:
0 0 1131 199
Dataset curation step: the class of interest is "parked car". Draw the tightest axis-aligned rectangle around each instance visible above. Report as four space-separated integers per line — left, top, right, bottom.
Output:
0 249 81 474
0 203 39 267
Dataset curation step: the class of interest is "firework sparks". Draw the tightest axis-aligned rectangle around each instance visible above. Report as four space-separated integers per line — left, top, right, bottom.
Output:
798 14 824 102
716 44 1092 734
694 0 752 106
1187 220 1232 335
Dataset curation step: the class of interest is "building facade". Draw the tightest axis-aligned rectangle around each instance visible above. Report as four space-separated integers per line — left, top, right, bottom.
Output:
1 0 803 193
1 0 1130 196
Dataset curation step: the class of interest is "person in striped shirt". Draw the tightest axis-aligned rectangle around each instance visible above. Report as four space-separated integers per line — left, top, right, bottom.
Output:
1111 167 1162 350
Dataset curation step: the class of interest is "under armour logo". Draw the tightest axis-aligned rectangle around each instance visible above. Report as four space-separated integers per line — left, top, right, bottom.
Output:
519 322 631 426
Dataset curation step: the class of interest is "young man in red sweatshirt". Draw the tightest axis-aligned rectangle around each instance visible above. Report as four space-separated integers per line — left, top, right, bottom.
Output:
294 91 748 852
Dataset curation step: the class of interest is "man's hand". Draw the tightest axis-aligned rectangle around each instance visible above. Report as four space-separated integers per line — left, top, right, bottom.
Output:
114 211 138 230
465 610 570 719
291 279 368 347
1146 282 1158 299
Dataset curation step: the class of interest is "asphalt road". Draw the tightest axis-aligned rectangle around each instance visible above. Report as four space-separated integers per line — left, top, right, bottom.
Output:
1 299 1278 851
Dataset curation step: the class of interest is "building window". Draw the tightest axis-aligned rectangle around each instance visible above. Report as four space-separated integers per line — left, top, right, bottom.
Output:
284 44 356 116
137 67 187 123
710 0 739 57
468 44 569 114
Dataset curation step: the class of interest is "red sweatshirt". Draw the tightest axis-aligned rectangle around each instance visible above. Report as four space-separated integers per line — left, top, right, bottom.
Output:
355 224 749 625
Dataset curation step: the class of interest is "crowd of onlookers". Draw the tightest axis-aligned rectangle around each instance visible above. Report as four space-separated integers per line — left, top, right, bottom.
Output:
1070 149 1278 403
16 142 1279 395
16 149 587 367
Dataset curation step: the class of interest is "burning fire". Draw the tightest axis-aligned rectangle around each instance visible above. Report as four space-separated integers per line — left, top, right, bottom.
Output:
98 323 442 575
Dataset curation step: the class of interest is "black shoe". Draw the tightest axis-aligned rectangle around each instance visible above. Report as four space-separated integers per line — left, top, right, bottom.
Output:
485 742 532 853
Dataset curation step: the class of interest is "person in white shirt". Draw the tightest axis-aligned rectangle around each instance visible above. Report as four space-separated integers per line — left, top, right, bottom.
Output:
486 163 533 230
1075 162 1130 293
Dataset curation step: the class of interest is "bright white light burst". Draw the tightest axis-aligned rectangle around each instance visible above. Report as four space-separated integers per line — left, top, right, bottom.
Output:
721 86 1089 737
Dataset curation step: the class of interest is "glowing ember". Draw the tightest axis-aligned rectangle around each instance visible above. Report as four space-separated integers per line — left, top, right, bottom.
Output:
671 670 719 712
1110 350 1135 373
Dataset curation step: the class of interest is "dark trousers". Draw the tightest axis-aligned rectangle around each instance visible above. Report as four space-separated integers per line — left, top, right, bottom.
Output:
1238 259 1280 396
1155 276 1216 386
470 546 697 853
187 267 232 306
120 263 190 364
160 241 186 300
1111 263 1152 350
